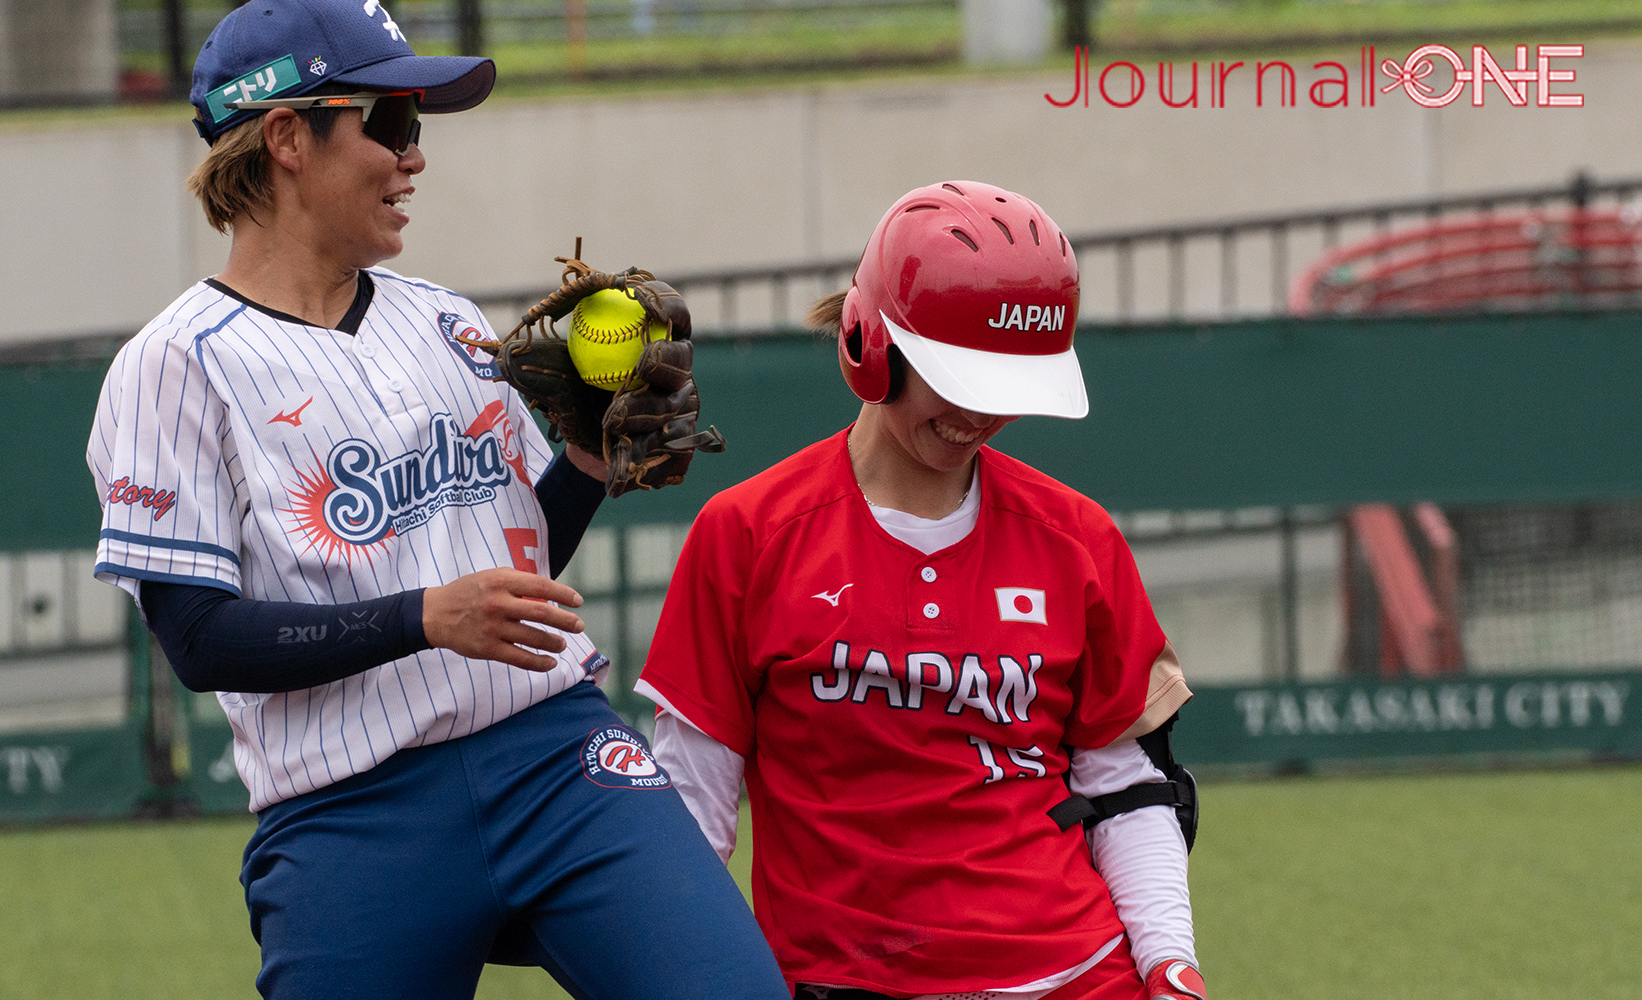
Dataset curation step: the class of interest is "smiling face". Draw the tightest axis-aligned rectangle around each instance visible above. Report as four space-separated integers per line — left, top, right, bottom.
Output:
297 106 424 268
875 363 1019 475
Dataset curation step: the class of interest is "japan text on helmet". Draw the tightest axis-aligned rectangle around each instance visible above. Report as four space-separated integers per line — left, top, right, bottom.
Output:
838 180 1087 418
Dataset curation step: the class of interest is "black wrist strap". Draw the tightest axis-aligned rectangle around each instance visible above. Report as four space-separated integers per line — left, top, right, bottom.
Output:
1047 777 1194 832
1049 712 1199 852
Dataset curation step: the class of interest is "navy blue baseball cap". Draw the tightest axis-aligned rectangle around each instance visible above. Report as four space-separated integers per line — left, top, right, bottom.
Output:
191 0 495 142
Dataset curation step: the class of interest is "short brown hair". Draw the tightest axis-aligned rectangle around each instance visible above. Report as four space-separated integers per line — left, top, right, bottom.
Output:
187 117 274 234
186 93 347 234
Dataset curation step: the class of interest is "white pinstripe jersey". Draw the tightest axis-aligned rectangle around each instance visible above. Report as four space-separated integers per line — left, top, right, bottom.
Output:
88 267 605 811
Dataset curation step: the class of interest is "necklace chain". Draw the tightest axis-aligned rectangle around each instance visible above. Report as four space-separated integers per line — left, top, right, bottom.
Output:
847 435 972 520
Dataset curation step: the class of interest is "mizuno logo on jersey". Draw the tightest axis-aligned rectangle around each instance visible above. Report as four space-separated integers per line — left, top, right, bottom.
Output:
268 397 314 427
105 477 177 521
813 584 853 606
281 403 527 558
987 303 1066 332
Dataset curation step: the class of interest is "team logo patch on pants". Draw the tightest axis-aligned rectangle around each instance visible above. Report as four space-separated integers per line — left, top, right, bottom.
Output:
581 727 672 789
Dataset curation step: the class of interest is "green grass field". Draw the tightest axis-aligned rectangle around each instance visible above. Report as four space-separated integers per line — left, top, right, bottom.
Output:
3 767 1638 999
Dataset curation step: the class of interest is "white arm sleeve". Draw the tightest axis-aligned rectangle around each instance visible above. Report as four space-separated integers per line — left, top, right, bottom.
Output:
651 709 745 864
1069 740 1198 978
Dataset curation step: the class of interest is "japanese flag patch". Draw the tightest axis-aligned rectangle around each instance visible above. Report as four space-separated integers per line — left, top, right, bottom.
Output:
581 726 671 789
995 587 1047 624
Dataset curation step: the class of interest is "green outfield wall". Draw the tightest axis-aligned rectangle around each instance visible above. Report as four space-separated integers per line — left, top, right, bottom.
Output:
3 669 1636 821
1177 672 1640 771
8 308 1642 549
0 723 150 821
4 309 1642 820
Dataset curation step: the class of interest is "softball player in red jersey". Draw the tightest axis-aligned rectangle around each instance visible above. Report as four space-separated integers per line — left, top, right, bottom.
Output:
638 181 1207 1000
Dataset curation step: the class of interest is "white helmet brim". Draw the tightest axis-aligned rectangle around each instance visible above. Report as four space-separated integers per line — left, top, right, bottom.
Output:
884 313 1090 419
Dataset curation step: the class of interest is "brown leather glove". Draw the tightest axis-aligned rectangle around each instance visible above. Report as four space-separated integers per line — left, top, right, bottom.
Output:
603 338 724 496
464 248 725 498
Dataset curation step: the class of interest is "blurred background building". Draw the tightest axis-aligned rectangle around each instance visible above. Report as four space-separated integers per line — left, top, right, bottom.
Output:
0 0 119 107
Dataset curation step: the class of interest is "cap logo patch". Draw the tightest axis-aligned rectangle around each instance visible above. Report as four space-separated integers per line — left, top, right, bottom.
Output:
582 726 672 789
996 587 1047 624
987 303 1066 332
205 55 301 123
308 57 328 76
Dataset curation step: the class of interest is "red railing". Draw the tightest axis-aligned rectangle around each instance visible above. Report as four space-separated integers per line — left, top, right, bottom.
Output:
1344 503 1464 677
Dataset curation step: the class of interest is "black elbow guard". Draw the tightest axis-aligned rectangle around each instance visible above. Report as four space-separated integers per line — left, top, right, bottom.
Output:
1047 713 1199 853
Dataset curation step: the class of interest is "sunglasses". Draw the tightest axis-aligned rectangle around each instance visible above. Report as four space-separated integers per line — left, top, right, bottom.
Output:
226 91 423 156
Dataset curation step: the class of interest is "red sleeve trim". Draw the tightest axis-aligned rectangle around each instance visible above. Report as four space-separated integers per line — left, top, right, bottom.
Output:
637 673 756 758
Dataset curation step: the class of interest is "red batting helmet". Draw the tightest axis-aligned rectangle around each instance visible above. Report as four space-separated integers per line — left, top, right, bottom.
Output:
838 180 1086 418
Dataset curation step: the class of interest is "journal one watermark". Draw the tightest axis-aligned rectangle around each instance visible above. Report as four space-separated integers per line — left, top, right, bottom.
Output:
1047 44 1585 110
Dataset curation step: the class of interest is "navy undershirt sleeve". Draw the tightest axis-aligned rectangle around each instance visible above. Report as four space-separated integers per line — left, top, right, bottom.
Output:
141 581 429 694
140 450 601 695
537 450 606 578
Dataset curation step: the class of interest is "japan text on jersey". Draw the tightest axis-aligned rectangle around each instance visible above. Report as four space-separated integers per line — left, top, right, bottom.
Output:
638 431 1191 989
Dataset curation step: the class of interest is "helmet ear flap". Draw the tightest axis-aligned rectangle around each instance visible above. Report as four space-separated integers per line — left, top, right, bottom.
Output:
838 286 893 404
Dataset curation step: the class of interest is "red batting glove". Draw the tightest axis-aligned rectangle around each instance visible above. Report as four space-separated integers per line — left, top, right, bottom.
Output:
1145 960 1206 1000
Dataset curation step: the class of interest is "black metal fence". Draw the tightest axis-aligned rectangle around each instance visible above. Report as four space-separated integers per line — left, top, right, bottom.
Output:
9 173 1639 369
471 172 1642 334
115 0 961 99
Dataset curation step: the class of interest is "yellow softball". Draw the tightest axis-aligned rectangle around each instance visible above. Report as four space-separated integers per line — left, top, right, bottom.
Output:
566 289 670 389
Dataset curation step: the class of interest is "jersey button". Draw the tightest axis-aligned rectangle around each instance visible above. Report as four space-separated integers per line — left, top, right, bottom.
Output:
920 566 937 583
386 378 404 392
360 345 376 358
922 602 939 619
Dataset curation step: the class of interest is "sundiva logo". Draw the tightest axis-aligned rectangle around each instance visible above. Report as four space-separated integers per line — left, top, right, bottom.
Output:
1048 44 1583 110
281 402 527 564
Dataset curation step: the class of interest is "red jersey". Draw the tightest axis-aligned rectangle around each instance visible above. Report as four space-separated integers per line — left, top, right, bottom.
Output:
641 429 1189 995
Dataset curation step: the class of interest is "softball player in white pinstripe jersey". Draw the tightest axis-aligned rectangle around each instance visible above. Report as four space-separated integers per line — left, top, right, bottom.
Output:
85 2 787 998
92 266 599 810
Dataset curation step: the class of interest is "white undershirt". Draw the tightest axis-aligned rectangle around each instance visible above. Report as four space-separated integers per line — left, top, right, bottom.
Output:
864 465 983 551
639 469 1197 994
